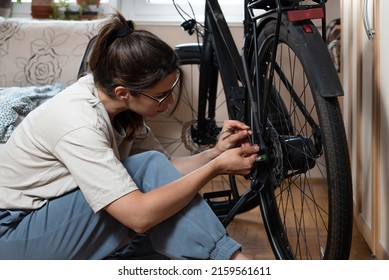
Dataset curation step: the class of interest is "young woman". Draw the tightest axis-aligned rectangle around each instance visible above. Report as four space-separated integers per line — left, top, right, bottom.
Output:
0 12 259 260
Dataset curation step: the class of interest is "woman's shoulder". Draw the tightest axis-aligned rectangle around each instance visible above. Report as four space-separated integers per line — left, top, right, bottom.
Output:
24 79 106 137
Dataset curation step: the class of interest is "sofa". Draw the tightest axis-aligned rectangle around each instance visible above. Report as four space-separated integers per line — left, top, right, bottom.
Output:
0 17 106 150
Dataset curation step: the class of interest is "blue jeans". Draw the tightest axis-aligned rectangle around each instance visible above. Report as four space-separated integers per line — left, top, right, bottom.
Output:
0 151 240 259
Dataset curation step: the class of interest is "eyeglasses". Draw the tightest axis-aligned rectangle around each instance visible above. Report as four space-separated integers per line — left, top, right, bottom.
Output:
136 72 180 106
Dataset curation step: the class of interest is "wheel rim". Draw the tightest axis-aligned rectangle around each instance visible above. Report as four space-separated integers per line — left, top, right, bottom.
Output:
252 29 332 260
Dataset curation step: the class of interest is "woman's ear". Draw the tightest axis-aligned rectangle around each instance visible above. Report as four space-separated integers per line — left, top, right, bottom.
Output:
114 86 130 101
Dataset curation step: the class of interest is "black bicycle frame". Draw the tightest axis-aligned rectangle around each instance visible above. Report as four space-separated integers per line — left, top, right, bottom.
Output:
197 0 326 149
202 0 246 120
196 0 330 225
199 0 271 226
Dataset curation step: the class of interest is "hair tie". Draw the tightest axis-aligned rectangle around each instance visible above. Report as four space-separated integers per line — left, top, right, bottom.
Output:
116 21 134 38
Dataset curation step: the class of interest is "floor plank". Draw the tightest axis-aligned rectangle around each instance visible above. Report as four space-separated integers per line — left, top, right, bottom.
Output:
227 209 373 260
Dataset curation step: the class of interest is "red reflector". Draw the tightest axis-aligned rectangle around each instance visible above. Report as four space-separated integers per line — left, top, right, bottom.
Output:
302 24 313 33
287 7 324 22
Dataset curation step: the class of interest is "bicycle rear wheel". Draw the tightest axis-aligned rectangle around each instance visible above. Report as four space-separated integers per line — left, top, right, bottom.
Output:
249 19 353 259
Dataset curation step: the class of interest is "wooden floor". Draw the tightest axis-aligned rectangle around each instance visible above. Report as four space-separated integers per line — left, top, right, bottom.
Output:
200 175 373 260
227 209 374 260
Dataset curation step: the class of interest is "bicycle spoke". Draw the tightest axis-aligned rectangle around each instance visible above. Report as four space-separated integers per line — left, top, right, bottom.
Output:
252 16 352 259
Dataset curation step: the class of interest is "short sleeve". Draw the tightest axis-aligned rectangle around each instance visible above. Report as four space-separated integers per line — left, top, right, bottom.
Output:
53 125 138 212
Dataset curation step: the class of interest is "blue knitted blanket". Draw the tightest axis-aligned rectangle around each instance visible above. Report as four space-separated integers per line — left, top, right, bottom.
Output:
0 84 64 143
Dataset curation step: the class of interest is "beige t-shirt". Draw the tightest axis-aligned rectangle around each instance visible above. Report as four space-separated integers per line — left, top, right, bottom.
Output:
0 74 168 212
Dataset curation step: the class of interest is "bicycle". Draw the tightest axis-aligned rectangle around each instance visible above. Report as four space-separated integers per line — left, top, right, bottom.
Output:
145 0 353 260
326 18 341 72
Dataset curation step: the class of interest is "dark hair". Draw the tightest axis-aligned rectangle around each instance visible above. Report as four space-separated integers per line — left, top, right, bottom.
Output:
88 11 180 140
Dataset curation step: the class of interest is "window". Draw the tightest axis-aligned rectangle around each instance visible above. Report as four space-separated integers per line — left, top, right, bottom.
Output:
11 1 243 23
120 0 244 25
11 0 118 18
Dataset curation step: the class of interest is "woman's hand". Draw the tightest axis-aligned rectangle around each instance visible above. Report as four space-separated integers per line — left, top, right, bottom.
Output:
213 145 259 176
213 120 253 155
209 120 259 176
170 120 256 176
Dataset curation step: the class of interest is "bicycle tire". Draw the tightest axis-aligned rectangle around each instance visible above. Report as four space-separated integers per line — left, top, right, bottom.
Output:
146 44 259 219
249 19 353 259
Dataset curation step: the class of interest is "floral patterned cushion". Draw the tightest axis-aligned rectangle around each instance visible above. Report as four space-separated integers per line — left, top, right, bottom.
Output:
0 17 106 87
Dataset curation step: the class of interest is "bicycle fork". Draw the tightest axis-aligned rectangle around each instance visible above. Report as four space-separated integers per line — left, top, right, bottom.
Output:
219 1 304 226
190 27 223 146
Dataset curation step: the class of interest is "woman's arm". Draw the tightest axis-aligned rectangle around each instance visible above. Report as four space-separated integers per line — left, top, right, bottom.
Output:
171 120 253 175
104 144 258 233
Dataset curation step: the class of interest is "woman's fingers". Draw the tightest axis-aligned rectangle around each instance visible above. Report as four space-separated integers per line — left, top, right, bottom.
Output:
216 145 258 176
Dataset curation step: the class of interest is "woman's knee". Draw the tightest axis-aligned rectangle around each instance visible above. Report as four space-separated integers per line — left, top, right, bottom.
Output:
123 151 169 171
123 151 181 192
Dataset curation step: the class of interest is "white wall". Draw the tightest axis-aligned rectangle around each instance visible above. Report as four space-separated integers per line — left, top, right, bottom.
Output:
379 0 389 255
341 0 389 259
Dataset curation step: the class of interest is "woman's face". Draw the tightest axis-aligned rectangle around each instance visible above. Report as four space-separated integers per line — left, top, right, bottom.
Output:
129 71 179 118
